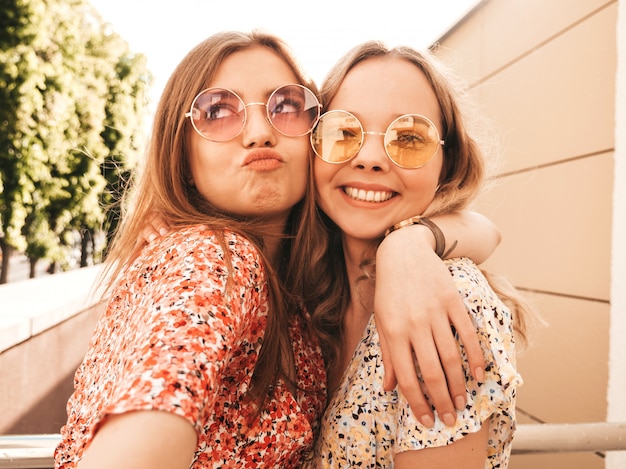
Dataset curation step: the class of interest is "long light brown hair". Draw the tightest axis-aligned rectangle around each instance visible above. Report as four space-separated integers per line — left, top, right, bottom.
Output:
101 30 322 408
305 41 533 371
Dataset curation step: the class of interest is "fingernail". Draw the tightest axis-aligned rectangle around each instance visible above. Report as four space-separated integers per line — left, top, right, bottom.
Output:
475 367 485 382
420 414 435 428
159 227 168 236
455 395 465 411
443 412 456 427
147 233 156 243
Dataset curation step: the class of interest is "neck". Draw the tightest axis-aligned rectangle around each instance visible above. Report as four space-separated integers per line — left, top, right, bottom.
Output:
260 216 289 271
264 235 283 271
342 236 378 312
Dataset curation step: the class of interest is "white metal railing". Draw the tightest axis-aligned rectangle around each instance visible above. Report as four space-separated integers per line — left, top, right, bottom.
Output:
513 422 626 454
0 434 59 469
1 423 625 467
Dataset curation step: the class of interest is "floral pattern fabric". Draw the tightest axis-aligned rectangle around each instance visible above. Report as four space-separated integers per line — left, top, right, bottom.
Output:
55 226 327 469
311 257 521 468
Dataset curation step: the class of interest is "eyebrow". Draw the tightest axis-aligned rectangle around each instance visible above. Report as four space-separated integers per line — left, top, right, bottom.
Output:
226 86 279 103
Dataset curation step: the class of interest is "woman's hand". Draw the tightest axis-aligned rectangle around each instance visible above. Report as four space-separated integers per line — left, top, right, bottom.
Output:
138 211 170 245
129 212 170 260
374 219 493 427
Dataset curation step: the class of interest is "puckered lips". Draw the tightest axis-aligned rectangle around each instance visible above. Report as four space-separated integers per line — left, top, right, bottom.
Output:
243 149 284 171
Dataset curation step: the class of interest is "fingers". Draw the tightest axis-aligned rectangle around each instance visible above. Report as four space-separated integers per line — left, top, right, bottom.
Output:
137 227 155 245
138 212 171 245
378 312 485 428
132 213 171 260
448 304 486 382
405 332 458 427
151 218 170 238
388 340 438 427
377 317 455 427
375 314 455 426
372 234 483 428
428 293 485 414
148 212 170 241
430 319 468 413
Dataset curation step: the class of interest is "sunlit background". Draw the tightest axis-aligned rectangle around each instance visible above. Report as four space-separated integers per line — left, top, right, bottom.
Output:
3 0 479 283
88 0 479 106
2 2 625 468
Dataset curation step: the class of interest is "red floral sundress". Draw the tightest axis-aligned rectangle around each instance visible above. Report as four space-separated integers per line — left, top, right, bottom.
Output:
54 226 327 468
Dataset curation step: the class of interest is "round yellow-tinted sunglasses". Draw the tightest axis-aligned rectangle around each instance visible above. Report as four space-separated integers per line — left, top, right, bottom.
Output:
311 110 445 169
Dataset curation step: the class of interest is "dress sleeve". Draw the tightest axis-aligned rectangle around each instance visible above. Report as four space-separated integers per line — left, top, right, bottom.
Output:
394 257 522 463
99 228 268 435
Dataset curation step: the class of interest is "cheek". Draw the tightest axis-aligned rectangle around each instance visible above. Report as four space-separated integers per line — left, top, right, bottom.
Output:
294 139 312 174
186 128 201 170
187 140 228 196
189 157 212 191
423 152 444 186
313 159 341 213
187 133 211 182
287 139 313 193
313 158 332 193
187 142 203 184
402 155 443 202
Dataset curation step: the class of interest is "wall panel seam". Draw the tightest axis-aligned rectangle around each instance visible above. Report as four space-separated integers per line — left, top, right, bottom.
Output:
469 0 618 89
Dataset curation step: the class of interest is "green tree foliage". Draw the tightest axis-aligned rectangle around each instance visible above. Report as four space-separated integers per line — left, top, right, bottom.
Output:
0 0 43 279
97 31 150 261
0 0 151 282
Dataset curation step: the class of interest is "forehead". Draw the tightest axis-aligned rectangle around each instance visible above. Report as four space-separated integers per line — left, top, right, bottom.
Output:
209 46 299 98
329 57 442 129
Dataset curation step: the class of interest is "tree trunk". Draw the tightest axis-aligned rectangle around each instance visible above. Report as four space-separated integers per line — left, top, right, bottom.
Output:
0 242 12 284
80 229 90 267
29 257 37 278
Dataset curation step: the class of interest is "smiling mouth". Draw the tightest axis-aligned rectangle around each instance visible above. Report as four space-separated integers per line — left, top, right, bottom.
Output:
343 187 395 203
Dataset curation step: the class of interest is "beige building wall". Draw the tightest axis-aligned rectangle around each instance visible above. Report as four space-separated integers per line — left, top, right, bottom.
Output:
432 0 625 468
608 5 626 469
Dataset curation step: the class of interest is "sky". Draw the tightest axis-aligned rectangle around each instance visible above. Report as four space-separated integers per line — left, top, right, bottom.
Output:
88 0 480 108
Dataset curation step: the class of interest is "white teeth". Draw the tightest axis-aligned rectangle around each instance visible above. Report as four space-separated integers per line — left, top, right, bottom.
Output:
344 187 394 202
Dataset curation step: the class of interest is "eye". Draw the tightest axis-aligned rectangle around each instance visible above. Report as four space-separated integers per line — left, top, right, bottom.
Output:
272 101 296 115
395 131 428 148
270 96 303 115
339 126 361 140
195 91 243 122
203 100 240 121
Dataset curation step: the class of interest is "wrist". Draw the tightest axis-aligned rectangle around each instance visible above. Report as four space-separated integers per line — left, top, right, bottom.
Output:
384 216 450 258
380 217 437 252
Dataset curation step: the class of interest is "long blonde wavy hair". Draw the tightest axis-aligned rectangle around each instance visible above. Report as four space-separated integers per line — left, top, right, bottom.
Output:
304 41 534 372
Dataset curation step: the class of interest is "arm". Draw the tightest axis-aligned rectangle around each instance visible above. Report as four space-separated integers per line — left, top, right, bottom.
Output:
374 210 499 427
430 211 501 263
72 230 259 468
77 411 196 469
394 422 490 469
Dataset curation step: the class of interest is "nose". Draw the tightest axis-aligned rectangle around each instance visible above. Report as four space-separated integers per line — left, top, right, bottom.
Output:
350 131 390 172
242 103 276 147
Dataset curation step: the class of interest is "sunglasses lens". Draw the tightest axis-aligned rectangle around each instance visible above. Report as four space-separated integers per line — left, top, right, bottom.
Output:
311 111 363 163
385 115 441 168
268 85 320 136
190 89 245 141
